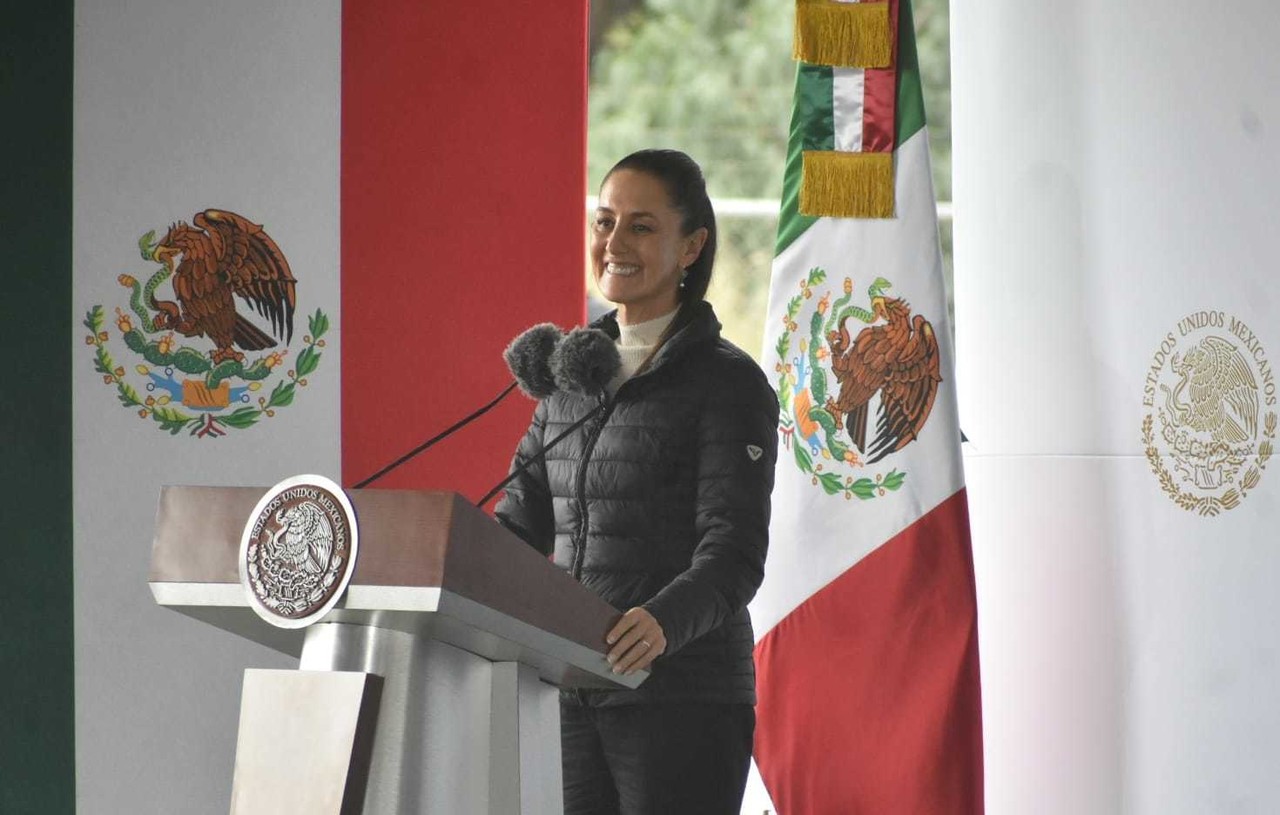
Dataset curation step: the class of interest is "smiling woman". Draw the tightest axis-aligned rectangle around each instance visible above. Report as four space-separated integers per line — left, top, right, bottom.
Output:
497 150 780 814
591 168 707 325
586 0 955 357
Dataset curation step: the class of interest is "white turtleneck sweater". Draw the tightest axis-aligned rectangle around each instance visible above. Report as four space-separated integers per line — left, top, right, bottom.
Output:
607 308 679 396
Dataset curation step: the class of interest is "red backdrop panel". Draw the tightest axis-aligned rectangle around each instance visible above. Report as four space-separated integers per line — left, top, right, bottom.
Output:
341 1 587 498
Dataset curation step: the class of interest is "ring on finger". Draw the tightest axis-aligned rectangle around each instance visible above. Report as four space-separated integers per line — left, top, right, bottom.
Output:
641 640 651 650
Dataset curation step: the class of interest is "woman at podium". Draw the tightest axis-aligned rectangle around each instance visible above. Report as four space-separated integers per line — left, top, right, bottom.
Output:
497 149 779 814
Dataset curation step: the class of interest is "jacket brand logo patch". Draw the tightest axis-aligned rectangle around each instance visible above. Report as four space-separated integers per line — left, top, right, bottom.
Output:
746 444 764 461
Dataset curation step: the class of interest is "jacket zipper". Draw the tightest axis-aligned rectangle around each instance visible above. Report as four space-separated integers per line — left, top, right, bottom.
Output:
571 394 614 581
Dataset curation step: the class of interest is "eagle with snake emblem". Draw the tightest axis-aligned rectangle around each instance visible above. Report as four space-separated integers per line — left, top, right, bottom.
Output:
267 502 335 577
1161 336 1259 445
1158 335 1259 490
824 295 942 463
150 209 297 365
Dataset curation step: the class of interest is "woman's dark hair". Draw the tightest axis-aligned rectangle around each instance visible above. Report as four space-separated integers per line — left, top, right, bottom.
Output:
604 149 717 305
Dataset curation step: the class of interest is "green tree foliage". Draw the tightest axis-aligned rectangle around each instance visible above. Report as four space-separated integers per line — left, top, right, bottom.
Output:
913 0 951 200
588 0 953 357
589 0 795 198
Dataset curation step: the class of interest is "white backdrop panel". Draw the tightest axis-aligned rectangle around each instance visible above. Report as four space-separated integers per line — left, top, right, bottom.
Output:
968 454 1280 814
952 0 1280 458
954 1 1280 813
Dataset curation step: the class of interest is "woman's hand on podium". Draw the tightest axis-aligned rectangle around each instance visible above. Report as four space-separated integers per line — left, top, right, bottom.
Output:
605 607 666 676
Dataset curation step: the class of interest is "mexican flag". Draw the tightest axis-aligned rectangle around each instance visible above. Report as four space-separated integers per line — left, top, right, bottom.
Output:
750 1 984 811
7 1 584 811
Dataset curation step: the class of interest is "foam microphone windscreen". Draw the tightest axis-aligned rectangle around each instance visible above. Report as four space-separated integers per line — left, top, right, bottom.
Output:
504 323 563 399
550 327 621 396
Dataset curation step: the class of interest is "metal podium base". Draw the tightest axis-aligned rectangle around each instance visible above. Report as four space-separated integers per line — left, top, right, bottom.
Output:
230 670 382 814
297 621 563 814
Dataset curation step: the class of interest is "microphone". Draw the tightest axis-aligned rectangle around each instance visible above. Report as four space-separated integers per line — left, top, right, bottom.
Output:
546 326 622 396
505 322 563 398
352 323 565 489
475 327 620 507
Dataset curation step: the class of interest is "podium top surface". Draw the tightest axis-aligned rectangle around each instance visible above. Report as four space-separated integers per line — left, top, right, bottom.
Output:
149 485 643 689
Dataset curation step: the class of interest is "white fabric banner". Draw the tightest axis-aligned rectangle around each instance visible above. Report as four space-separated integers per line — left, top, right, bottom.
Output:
953 0 1280 811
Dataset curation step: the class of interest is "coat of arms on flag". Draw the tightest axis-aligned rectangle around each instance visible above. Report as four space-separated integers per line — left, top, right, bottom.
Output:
775 265 941 501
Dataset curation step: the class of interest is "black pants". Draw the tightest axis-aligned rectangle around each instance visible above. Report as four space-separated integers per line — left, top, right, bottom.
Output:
560 698 755 815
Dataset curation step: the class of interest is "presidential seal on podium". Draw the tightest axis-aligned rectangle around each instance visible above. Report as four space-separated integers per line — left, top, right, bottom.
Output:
239 474 359 627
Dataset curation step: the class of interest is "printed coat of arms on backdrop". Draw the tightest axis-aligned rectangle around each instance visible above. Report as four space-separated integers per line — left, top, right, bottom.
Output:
1141 309 1277 515
83 209 329 438
774 267 941 500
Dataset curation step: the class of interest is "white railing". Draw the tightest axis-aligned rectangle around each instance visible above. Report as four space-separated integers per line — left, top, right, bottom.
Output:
588 196 952 221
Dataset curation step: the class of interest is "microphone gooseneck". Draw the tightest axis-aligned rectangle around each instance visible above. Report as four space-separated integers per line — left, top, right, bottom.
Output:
352 380 519 489
475 401 608 507
353 323 572 489
352 322 621 494
478 327 622 507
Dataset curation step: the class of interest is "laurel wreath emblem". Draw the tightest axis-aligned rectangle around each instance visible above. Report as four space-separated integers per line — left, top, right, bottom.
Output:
1140 312 1277 516
1142 411 1276 517
774 267 906 501
83 230 328 438
247 539 344 615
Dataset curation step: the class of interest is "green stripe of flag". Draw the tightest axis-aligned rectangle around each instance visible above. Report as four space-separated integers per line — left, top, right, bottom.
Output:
0 2 76 812
896 0 926 149
774 64 833 256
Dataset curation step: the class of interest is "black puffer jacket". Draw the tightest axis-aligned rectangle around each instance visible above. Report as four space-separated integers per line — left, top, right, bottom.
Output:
495 302 779 706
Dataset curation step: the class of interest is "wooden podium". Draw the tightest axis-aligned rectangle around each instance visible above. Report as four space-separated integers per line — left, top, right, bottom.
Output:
149 485 643 814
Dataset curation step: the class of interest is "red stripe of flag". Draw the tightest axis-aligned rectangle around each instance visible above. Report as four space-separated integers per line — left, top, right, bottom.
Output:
862 0 900 153
754 488 984 814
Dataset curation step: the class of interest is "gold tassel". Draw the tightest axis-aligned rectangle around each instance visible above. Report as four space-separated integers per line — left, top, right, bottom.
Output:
800 150 894 218
794 0 893 69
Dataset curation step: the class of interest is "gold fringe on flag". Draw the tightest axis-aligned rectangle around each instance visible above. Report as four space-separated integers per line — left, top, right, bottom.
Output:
800 150 894 218
794 0 893 69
